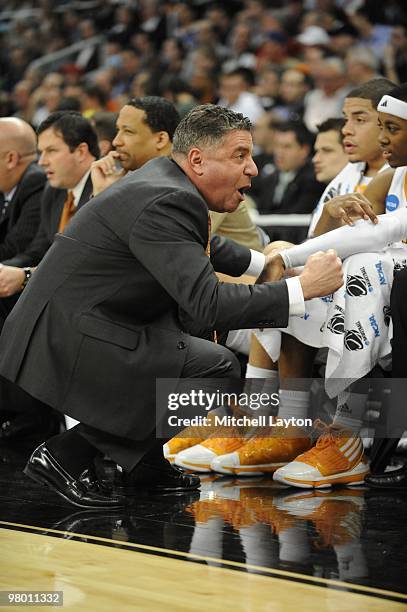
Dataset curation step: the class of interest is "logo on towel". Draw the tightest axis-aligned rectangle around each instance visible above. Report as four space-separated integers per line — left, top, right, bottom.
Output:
383 305 391 327
375 261 387 285
346 274 368 297
386 194 399 212
327 313 345 334
369 314 380 338
344 329 364 351
360 267 373 292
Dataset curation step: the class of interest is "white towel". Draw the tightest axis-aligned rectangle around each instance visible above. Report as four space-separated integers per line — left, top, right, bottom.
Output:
255 248 407 397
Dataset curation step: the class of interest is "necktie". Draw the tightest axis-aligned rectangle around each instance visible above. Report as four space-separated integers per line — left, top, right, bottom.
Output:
207 214 217 343
58 190 75 233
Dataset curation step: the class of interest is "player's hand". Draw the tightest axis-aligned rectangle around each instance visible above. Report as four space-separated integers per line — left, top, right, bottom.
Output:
324 193 378 226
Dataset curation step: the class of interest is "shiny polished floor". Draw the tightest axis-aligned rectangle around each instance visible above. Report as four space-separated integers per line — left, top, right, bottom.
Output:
1 442 407 611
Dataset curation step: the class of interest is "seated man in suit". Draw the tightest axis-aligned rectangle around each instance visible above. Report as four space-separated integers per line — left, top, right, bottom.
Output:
92 96 263 252
0 118 45 300
0 111 98 326
255 120 325 244
0 104 343 508
0 112 98 441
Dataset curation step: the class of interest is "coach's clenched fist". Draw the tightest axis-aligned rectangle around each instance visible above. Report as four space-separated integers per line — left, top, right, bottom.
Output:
299 249 343 300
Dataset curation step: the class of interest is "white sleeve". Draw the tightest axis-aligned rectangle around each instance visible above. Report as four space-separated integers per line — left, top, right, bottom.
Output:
245 250 265 277
286 277 305 316
281 209 407 269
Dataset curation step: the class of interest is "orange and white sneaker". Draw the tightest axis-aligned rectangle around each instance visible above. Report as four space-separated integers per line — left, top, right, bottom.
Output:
211 426 311 477
163 419 217 463
273 425 369 488
174 428 246 473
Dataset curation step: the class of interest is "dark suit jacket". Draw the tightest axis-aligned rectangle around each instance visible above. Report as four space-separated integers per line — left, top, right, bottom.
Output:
4 175 93 267
0 158 289 440
0 163 45 262
256 160 324 244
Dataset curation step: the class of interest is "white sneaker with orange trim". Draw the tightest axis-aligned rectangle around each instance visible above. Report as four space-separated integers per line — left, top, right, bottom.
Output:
210 426 311 477
174 429 246 472
273 426 369 488
163 417 218 463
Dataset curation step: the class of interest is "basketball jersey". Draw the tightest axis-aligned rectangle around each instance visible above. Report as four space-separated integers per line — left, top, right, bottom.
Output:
308 161 388 237
385 166 407 248
385 166 407 213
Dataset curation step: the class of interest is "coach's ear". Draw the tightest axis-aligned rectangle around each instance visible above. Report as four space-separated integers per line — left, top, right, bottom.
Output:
187 147 204 176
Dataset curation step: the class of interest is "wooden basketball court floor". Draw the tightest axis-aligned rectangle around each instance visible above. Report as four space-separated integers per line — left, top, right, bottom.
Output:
1 443 407 611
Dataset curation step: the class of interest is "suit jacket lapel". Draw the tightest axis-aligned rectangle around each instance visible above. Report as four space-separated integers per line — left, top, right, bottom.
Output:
77 176 93 209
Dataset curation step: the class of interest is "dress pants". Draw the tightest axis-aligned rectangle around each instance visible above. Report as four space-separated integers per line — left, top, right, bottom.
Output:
59 336 241 471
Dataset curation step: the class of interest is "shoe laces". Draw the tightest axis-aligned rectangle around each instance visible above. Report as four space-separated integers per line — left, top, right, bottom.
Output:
305 420 348 457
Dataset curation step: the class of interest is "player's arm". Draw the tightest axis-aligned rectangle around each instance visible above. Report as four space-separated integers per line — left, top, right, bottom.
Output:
314 169 395 236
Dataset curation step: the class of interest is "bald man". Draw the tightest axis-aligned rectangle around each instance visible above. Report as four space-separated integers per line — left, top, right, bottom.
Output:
0 118 45 262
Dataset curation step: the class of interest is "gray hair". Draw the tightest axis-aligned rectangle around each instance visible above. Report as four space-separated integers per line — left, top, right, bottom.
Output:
346 46 379 71
172 104 252 156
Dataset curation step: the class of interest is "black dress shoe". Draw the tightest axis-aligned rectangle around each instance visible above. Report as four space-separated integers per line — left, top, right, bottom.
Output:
24 443 125 509
114 460 200 495
365 464 407 489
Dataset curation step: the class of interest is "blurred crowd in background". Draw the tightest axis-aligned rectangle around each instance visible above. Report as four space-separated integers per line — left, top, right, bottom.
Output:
0 0 406 233
0 0 406 127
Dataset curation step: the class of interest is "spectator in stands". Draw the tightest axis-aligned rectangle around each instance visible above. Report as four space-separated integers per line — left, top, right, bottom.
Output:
115 49 142 96
250 113 279 202
217 68 265 124
0 112 98 328
255 121 324 243
81 85 109 118
296 25 331 65
345 47 381 86
328 24 358 60
91 112 118 157
273 67 312 122
12 81 33 123
76 19 100 72
348 8 392 59
222 23 257 73
383 25 407 85
303 57 350 132
254 65 280 112
312 118 347 185
159 76 198 118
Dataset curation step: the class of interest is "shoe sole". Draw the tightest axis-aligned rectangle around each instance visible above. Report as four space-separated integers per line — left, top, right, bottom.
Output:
23 464 125 509
274 463 370 489
213 462 287 477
